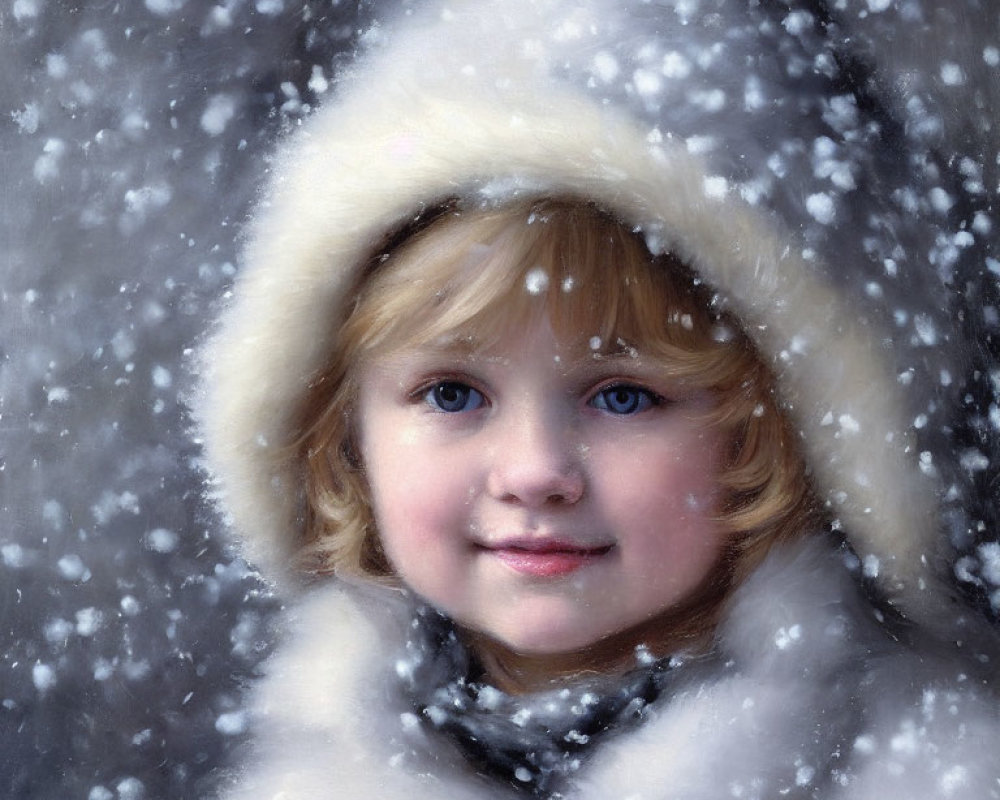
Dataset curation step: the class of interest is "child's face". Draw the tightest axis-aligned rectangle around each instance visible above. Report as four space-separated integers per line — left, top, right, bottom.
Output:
356 315 726 660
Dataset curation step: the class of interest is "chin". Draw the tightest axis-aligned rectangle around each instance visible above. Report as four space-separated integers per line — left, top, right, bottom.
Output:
490 620 610 657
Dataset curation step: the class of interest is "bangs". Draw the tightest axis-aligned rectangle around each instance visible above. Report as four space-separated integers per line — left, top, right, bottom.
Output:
346 199 741 382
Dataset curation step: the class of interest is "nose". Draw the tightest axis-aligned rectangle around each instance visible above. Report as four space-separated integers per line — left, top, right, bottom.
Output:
486 408 585 507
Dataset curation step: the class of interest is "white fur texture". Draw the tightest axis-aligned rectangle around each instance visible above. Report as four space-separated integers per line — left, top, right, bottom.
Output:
196 0 949 621
214 539 1000 799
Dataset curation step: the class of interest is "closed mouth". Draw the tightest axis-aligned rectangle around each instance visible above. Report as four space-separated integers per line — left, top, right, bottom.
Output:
476 539 614 577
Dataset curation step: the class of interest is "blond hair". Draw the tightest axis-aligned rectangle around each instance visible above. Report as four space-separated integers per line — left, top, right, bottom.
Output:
293 198 818 614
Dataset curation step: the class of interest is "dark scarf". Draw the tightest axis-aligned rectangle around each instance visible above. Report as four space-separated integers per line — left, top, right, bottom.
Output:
397 605 691 798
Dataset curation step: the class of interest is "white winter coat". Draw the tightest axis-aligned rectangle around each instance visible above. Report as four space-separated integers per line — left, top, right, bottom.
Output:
214 540 999 799
197 1 1000 797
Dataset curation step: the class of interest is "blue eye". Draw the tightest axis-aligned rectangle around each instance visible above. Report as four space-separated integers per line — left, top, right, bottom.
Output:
590 384 657 415
425 381 485 413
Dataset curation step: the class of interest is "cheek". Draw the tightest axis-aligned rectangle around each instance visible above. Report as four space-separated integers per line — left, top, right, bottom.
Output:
364 435 473 555
595 431 725 569
599 434 721 513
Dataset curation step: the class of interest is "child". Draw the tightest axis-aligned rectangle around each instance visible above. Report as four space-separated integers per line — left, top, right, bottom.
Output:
197 1 1000 797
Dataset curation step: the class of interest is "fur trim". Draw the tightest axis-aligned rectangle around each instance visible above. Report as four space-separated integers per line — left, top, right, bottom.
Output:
197 0 951 620
216 539 1000 799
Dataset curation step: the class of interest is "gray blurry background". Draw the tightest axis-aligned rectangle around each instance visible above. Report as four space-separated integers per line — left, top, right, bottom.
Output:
0 2 370 797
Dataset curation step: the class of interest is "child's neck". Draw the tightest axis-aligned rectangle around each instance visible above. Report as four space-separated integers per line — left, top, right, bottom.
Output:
461 612 712 695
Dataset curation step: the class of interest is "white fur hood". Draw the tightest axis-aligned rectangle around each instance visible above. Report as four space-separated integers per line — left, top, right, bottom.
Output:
196 0 998 628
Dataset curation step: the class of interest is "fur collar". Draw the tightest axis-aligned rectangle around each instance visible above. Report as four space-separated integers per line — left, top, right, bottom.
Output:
216 538 1000 799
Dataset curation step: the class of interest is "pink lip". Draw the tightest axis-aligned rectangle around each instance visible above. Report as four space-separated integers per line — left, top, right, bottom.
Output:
478 539 613 578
